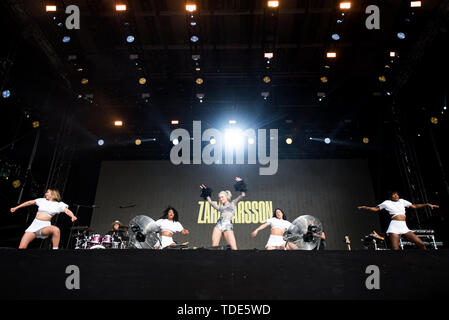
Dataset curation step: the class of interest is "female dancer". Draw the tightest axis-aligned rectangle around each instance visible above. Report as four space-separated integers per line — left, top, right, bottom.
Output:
200 177 246 250
155 206 189 249
251 208 292 250
10 189 77 249
358 191 439 250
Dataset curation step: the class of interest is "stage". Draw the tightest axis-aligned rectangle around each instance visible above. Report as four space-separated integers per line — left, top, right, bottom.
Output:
1 249 448 300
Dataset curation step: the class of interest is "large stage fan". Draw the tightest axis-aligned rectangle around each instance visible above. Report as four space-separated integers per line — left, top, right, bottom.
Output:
284 215 323 250
127 215 161 249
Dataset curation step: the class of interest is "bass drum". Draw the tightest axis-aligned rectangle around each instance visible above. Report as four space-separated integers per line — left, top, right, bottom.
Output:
89 244 106 249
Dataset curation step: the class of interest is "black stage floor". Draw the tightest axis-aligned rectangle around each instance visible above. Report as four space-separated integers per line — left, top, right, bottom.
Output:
1 249 448 300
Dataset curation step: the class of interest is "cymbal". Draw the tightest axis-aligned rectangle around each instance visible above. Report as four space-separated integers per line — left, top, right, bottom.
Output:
71 226 91 231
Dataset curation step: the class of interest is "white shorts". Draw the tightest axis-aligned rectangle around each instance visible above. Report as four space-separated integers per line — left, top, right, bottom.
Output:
216 217 233 232
161 235 175 248
386 220 411 235
265 235 286 248
25 219 51 239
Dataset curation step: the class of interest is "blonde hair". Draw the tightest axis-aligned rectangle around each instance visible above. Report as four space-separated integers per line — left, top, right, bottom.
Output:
48 189 62 202
219 190 232 201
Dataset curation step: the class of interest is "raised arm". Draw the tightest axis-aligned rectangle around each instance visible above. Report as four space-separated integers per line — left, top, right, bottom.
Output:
10 200 36 213
358 206 380 212
64 207 77 222
232 192 246 205
251 223 269 237
206 196 220 211
409 203 439 210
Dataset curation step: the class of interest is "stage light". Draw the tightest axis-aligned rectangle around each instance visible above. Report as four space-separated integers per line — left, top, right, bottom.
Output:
363 137 369 144
32 121 40 128
186 4 197 12
171 120 179 125
261 91 270 99
46 5 57 12
76 67 83 72
386 91 392 96
229 120 237 124
139 77 147 85
81 78 89 85
195 67 201 71
196 77 204 84
126 35 135 43
192 54 200 61
320 76 328 83
378 75 386 82
410 1 422 8
114 120 123 127
248 138 255 145
225 129 243 148
62 36 71 43
397 32 406 39
190 21 197 26
173 138 179 145
337 19 343 24
98 139 104 146
116 4 127 11
286 138 293 145
267 1 279 8
331 34 340 40
12 179 21 189
326 52 337 58
264 52 274 59
324 138 331 144
339 2 351 9
135 139 142 146
263 76 271 83
431 117 438 124
196 93 205 100
190 36 199 42
390 51 396 57
210 138 216 145
2 90 11 98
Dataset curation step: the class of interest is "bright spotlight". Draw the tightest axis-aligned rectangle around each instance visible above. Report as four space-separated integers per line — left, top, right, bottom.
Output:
248 138 255 145
46 5 57 12
171 120 179 125
135 139 142 145
126 35 135 43
173 138 179 145
116 4 127 11
363 137 369 144
210 138 216 145
98 139 104 146
229 120 237 124
331 34 340 40
186 4 197 12
264 52 274 59
410 1 422 8
397 32 406 40
114 120 123 127
2 90 11 98
324 138 331 144
326 52 337 58
286 138 293 145
62 36 71 43
267 1 279 8
139 77 147 85
225 129 243 148
390 51 396 57
339 2 351 9
190 35 199 42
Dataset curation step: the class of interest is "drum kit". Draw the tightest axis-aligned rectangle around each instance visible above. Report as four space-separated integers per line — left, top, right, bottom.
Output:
71 226 130 249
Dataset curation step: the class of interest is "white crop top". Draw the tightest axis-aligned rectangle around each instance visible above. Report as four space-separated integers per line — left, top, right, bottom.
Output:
377 199 412 218
266 218 292 232
155 219 184 234
35 198 68 217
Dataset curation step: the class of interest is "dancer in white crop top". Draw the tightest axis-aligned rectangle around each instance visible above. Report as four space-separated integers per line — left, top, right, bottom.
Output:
10 189 77 249
155 207 189 249
251 208 292 250
358 191 439 250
